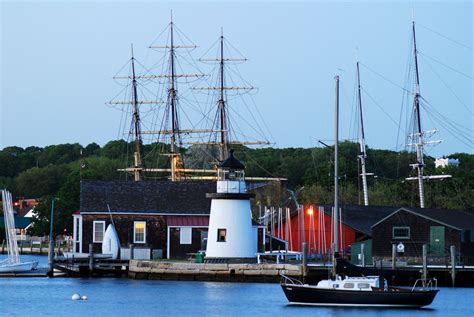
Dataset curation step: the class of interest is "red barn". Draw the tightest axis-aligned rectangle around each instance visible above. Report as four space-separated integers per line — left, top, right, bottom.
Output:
271 204 358 255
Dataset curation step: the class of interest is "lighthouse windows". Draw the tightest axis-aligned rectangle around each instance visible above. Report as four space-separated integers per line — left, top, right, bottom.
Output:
217 228 227 242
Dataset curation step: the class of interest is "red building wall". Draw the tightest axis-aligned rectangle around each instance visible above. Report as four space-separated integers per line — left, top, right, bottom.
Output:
272 205 356 254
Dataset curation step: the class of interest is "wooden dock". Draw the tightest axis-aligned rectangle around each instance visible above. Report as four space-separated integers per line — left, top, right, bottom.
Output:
54 254 129 277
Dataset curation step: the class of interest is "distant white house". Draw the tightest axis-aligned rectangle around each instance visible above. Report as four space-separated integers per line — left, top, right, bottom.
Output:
435 158 460 168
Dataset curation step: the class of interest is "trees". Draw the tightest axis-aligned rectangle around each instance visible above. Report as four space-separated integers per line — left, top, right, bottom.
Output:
0 141 471 215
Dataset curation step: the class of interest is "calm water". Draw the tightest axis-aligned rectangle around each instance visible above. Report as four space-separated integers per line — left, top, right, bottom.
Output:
1 256 473 317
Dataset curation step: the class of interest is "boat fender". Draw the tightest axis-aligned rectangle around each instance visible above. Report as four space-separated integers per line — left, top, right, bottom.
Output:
72 293 81 300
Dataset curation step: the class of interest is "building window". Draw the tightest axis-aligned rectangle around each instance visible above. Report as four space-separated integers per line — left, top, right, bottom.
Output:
93 221 105 243
217 228 227 242
393 226 410 239
180 227 192 245
134 221 146 244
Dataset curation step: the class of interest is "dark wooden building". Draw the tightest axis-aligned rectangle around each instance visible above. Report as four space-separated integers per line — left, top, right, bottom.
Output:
372 207 474 264
73 180 265 259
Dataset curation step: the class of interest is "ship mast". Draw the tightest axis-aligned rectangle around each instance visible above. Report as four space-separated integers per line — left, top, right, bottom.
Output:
356 60 371 206
218 30 228 161
332 75 340 278
192 29 270 162
333 75 340 255
405 20 451 208
168 19 180 181
130 44 144 181
109 45 163 181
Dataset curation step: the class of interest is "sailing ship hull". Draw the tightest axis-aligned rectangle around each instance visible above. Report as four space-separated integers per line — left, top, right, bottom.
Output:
0 261 39 273
281 284 438 308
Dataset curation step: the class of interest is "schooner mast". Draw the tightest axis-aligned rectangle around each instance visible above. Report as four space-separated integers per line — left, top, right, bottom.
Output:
192 29 270 162
405 20 451 208
355 59 373 206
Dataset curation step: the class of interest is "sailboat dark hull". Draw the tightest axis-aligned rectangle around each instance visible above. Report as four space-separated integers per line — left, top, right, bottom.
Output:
281 284 438 308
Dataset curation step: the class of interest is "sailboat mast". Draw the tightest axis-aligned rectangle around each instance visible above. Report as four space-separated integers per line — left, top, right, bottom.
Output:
218 30 228 161
131 44 143 181
412 20 426 208
356 61 369 206
169 18 179 181
333 75 340 254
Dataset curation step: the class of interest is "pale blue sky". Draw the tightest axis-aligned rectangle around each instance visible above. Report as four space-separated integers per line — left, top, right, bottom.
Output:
1 1 472 157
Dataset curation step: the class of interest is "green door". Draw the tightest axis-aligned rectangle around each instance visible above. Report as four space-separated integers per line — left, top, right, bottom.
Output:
430 226 445 256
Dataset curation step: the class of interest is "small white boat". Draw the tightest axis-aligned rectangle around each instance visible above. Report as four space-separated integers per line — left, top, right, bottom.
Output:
0 260 38 273
102 224 120 259
0 190 39 273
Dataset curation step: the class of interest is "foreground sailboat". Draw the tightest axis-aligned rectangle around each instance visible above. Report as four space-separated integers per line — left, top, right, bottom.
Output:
0 190 38 273
280 76 438 308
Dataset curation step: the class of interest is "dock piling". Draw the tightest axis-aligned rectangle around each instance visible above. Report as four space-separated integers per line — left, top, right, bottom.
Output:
89 243 94 274
302 242 308 283
392 244 396 270
450 245 456 287
422 244 428 286
361 243 365 267
2 239 5 254
130 244 135 260
47 239 54 277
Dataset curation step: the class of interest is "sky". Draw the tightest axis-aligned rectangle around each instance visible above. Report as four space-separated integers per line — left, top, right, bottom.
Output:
1 0 472 157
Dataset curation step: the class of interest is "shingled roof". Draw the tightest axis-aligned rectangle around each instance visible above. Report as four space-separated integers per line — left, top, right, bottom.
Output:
80 180 216 215
372 207 474 231
319 204 474 235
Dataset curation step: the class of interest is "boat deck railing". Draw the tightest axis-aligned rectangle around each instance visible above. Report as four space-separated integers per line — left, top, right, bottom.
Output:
411 278 438 291
280 273 303 286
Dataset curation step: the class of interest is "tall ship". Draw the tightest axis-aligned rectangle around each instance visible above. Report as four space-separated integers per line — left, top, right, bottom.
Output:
108 16 272 182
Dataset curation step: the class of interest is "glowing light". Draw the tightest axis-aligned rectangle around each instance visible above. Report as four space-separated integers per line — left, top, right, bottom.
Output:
307 207 314 215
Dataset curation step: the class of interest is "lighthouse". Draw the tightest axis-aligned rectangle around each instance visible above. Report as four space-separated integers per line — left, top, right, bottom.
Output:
205 150 257 261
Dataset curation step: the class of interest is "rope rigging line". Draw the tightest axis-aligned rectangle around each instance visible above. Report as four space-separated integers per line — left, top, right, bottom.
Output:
417 23 473 51
418 51 473 80
420 54 473 116
359 62 414 95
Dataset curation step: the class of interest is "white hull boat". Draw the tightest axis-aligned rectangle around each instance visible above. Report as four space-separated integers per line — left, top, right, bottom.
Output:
102 224 120 259
0 260 39 273
1 190 40 273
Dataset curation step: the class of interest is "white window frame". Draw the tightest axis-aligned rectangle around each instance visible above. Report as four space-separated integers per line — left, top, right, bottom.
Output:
93 221 105 243
134 221 146 244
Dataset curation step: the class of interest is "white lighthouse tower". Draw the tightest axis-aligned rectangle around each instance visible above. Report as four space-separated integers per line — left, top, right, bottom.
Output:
205 150 257 261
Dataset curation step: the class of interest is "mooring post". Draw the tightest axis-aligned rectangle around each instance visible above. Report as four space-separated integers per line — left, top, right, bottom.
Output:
20 240 23 254
422 244 428 286
130 244 135 260
360 243 365 267
89 243 94 274
450 245 456 287
392 244 396 270
47 238 54 277
1 239 4 254
302 242 308 283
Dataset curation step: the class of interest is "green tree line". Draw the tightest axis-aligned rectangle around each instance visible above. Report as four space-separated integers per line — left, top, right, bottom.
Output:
0 141 472 237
